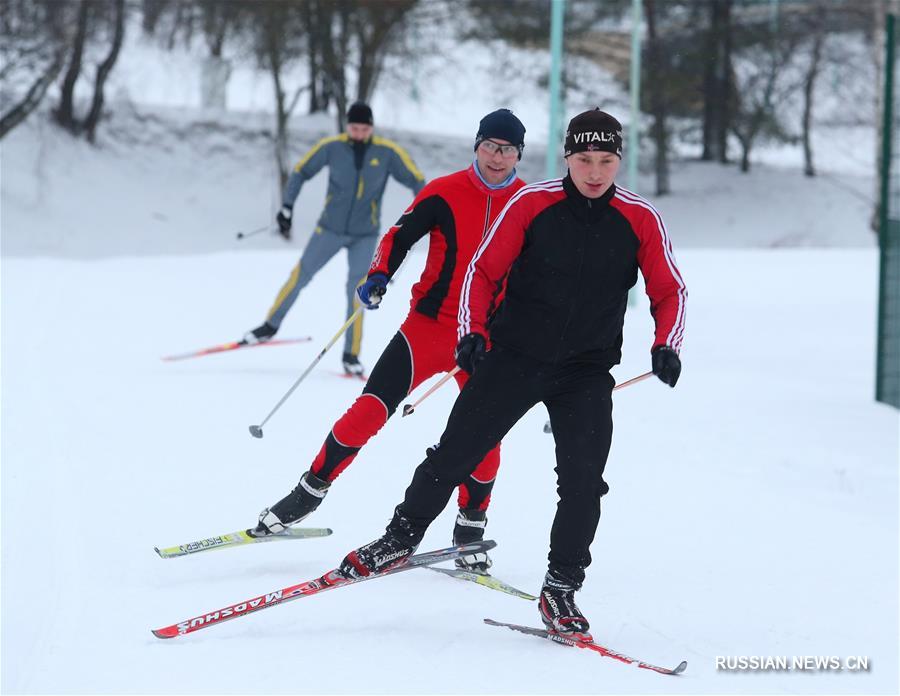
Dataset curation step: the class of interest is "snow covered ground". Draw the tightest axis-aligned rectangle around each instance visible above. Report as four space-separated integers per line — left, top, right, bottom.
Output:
1 29 897 694
1 244 897 694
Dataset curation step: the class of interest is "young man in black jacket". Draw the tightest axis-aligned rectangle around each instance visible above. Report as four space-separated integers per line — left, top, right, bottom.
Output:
332 109 687 641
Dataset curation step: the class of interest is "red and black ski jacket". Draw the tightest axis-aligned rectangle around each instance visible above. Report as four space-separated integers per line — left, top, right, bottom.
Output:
368 165 526 327
459 175 686 365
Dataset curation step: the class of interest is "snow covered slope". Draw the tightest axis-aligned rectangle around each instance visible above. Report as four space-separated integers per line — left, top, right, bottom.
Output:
1 246 897 694
0 101 877 260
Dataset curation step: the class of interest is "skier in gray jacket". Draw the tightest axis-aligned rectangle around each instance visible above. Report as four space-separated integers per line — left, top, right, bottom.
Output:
244 102 425 376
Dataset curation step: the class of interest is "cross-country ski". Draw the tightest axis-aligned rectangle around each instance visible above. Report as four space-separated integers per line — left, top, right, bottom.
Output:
483 619 687 676
151 541 495 639
161 337 312 362
154 526 332 559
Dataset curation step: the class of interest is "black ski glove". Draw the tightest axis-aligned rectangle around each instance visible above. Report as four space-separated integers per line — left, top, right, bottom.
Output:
455 333 487 375
651 345 681 387
276 205 293 240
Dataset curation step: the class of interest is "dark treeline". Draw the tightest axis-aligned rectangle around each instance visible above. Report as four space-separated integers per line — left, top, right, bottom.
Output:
0 0 892 196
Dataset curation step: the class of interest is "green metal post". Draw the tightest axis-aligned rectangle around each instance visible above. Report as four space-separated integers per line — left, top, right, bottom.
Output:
876 13 897 405
545 0 565 179
628 0 642 192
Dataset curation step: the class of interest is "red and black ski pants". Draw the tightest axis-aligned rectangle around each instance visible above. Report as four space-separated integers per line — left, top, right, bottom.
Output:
309 311 501 511
394 344 615 587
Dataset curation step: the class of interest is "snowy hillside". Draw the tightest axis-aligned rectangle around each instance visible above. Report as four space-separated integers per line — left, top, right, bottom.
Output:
0 104 878 260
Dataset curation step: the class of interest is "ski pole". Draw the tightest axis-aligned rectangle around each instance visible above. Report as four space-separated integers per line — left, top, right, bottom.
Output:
401 366 461 417
236 224 272 240
249 307 364 439
613 370 654 391
543 370 654 434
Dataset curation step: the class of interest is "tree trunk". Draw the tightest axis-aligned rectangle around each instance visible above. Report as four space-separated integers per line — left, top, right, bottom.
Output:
319 0 349 132
334 2 351 131
266 26 290 189
0 49 65 139
717 0 733 164
702 0 722 161
353 1 416 104
84 0 126 144
801 6 826 177
304 1 321 112
141 0 170 35
740 142 750 172
644 0 670 195
54 0 89 134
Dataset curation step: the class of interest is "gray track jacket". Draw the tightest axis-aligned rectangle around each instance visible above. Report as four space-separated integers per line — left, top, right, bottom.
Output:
282 134 425 237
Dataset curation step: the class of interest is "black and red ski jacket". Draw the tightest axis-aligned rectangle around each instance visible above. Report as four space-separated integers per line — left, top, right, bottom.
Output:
459 175 686 365
368 165 526 327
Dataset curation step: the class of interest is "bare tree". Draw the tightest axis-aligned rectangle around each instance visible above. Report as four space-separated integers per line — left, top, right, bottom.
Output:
248 1 308 188
83 0 125 143
729 33 799 173
800 3 827 177
352 0 417 104
54 0 90 133
317 0 351 129
643 0 670 195
141 0 171 35
0 0 68 139
53 0 126 143
701 0 734 163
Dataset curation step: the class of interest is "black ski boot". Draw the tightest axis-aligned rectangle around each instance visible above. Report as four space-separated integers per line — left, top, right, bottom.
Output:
538 569 592 641
342 352 365 377
452 508 492 574
242 321 278 345
254 471 330 535
339 507 423 579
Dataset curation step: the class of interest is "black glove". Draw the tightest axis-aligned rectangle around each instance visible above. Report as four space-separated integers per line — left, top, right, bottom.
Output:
276 205 293 240
357 273 388 309
652 345 681 388
455 333 487 375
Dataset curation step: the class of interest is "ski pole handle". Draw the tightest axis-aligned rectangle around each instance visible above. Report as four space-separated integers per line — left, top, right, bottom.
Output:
236 224 271 240
402 366 461 417
249 307 364 438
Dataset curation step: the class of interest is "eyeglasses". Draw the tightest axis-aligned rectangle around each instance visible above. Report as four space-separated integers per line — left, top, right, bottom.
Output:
479 139 520 158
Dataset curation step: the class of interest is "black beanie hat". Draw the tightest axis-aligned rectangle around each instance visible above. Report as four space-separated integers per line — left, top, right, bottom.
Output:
475 109 526 152
564 108 623 158
347 101 374 125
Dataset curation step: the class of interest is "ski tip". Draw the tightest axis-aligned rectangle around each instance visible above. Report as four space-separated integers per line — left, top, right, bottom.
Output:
401 404 414 417
673 660 688 674
249 425 264 439
481 539 498 552
151 628 176 639
153 546 163 557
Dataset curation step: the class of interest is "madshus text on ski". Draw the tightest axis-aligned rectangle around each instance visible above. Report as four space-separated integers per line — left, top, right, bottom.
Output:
156 105 687 673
